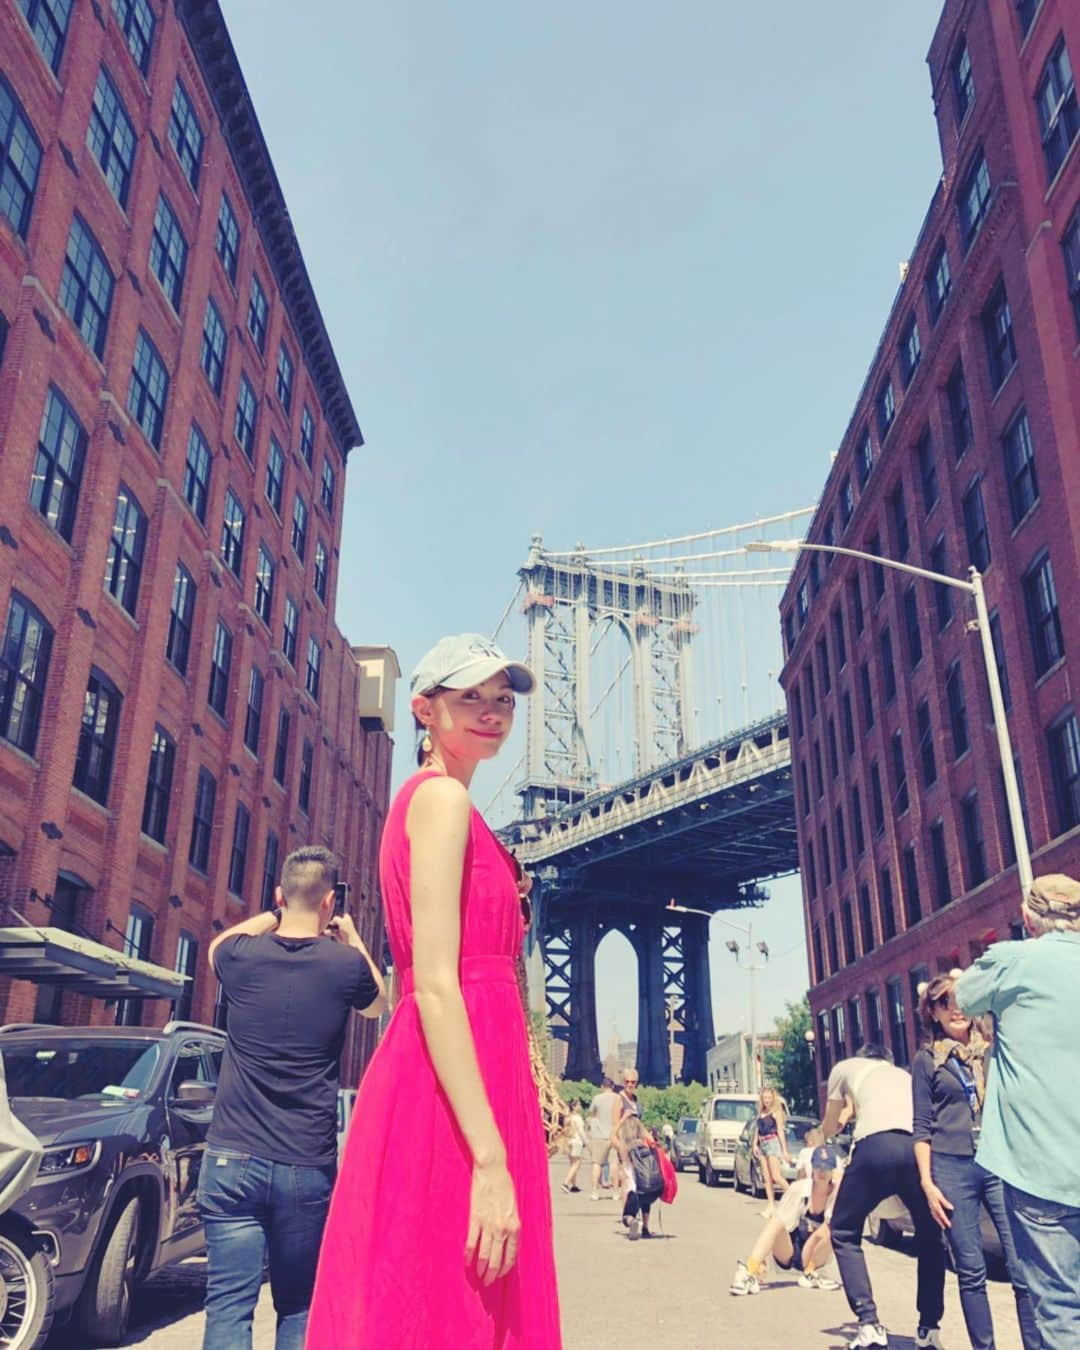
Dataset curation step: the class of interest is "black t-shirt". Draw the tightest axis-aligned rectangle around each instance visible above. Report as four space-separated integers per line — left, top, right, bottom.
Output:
208 932 378 1166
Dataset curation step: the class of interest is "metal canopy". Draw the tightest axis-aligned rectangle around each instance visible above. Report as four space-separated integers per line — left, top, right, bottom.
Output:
0 928 187 1001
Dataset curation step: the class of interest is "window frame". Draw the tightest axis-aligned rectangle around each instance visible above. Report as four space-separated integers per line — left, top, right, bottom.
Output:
87 68 136 210
220 488 245 579
167 78 204 191
59 214 114 359
148 193 188 310
103 482 147 617
183 423 212 524
200 297 228 396
140 723 175 844
30 385 86 542
0 591 53 757
1002 406 1039 525
207 620 233 719
165 563 195 676
127 329 169 450
215 192 240 285
111 0 155 76
73 667 122 806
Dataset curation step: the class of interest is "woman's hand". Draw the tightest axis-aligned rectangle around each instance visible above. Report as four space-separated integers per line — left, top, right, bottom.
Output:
922 1179 954 1229
465 1158 521 1285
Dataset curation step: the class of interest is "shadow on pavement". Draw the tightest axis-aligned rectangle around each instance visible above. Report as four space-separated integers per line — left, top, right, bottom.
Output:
47 1258 209 1348
823 1330 917 1350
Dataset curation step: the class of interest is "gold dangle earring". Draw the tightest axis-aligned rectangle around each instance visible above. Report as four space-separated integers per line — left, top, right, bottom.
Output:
420 729 433 756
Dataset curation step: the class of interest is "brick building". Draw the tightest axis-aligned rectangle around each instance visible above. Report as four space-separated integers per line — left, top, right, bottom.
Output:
0 0 395 1078
779 0 1080 1094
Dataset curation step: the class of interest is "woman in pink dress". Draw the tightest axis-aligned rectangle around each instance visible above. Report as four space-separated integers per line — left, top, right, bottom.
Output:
306 635 562 1349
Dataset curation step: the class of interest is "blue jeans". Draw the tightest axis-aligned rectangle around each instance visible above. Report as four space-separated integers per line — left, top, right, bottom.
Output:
197 1147 336 1350
1005 1182 1080 1349
931 1154 1040 1350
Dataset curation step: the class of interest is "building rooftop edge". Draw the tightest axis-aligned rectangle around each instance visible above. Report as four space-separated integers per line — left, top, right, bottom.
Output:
176 0 364 458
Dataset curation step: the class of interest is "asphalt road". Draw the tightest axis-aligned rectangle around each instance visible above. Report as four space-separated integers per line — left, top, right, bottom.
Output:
49 1160 1027 1348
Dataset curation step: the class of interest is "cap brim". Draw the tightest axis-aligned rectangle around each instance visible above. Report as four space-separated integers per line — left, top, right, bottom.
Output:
441 658 536 694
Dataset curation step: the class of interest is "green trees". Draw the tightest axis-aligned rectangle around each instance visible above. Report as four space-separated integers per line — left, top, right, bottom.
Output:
761 998 818 1116
558 1079 710 1133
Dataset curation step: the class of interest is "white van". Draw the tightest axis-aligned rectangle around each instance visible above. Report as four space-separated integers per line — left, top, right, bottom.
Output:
695 1093 758 1186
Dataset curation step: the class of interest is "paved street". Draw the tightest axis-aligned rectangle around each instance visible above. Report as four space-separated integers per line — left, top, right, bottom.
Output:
47 1160 1026 1349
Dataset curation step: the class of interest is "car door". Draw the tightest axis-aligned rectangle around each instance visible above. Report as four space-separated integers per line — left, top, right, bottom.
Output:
163 1039 218 1250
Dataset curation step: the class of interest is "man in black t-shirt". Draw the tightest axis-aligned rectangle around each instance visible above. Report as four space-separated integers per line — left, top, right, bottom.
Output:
198 845 385 1350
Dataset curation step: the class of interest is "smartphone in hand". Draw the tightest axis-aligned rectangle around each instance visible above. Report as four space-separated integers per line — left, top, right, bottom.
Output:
333 881 349 918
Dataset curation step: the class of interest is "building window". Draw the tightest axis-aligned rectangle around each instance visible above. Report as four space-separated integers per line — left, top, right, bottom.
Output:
887 978 910 1068
87 68 135 209
1016 0 1037 38
848 995 864 1051
1037 37 1079 182
0 592 52 756
300 406 315 466
0 78 40 240
959 150 991 251
946 361 973 461
149 193 187 309
851 786 865 856
816 637 831 695
868 531 885 602
811 926 824 982
1048 713 1080 833
916 430 938 511
228 803 250 897
880 866 897 941
916 699 937 788
926 239 951 324
200 298 228 395
320 459 336 514
952 39 975 122
104 483 147 617
112 0 154 74
234 374 257 459
839 475 854 528
275 343 294 413
821 515 835 567
183 424 211 524
805 840 817 898
961 791 986 887
798 760 810 818
880 628 896 703
962 479 991 571
826 913 839 974
273 707 290 785
260 831 280 911
816 1010 831 1077
1023 552 1064 676
982 281 1017 391
221 489 245 578
299 739 313 813
858 885 875 953
141 724 174 843
849 573 864 635
166 564 195 675
831 1003 847 1057
115 906 153 1025
1064 204 1080 339
291 494 308 562
20 0 73 73
305 637 321 701
792 687 804 740
314 539 328 604
247 543 273 625
900 315 921 387
59 215 113 359
859 663 874 733
796 581 809 629
282 596 298 666
207 621 232 718
890 484 909 560
856 429 873 487
841 689 855 756
215 192 240 284
829 609 846 674
835 808 848 873
902 585 922 670
127 330 168 449
1002 408 1039 524
244 666 264 754
266 437 285 515
247 275 268 352
929 536 952 629
173 930 198 1023
945 660 969 758
805 667 817 719
30 386 85 542
902 844 921 926
812 742 824 800
870 762 885 836
930 820 951 909
189 766 216 873
827 718 839 780
876 379 895 440
989 610 1011 711
74 668 121 805
891 729 909 816
168 79 203 190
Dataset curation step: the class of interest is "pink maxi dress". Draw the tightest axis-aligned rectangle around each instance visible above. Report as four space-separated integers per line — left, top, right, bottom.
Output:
305 771 562 1349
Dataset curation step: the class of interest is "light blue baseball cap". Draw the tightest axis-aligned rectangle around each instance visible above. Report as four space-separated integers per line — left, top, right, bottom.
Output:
410 634 536 698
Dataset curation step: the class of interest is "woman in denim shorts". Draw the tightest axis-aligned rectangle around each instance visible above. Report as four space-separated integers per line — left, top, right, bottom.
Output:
753 1085 792 1217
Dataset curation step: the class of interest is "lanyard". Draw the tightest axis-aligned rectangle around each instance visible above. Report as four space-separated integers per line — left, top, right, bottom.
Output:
947 1053 980 1124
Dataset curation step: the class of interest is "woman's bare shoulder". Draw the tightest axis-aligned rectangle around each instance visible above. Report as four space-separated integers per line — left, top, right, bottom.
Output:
406 775 472 838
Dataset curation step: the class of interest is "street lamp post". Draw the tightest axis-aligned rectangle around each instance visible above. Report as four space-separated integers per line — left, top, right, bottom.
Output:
747 540 1033 901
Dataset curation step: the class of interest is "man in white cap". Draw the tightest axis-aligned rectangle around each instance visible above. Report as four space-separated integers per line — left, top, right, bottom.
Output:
955 873 1080 1347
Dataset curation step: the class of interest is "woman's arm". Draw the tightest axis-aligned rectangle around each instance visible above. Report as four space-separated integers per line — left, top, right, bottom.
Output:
408 777 519 1283
777 1103 792 1161
915 1139 953 1229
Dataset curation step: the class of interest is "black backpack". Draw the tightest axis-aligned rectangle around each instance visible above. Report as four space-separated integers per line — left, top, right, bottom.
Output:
629 1143 663 1198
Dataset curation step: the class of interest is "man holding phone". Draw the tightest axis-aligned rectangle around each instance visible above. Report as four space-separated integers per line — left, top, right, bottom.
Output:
199 845 386 1350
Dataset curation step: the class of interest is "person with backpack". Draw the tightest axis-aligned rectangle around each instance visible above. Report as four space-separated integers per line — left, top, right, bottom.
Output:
617 1115 664 1240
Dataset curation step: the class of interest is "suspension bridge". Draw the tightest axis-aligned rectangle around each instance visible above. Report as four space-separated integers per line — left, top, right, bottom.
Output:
490 509 815 1085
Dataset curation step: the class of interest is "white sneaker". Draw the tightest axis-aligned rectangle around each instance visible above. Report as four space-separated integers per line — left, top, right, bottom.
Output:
815 1276 842 1291
589 1191 600 1201
915 1331 944 1349
798 1272 818 1289
729 1261 760 1296
848 1325 889 1349
628 1215 640 1241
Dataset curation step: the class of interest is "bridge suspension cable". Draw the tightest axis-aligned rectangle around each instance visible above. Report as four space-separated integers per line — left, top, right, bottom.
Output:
538 506 816 558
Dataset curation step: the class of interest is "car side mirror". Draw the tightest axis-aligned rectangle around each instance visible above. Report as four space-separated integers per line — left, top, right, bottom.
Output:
171 1080 215 1109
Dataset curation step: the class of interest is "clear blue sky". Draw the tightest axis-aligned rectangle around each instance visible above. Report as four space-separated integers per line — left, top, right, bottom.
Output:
225 0 946 1049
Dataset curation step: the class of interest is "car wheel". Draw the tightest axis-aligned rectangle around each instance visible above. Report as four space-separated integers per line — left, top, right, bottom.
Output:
733 1165 745 1194
751 1162 764 1198
697 1159 707 1184
79 1194 141 1346
0 1220 55 1349
705 1158 718 1187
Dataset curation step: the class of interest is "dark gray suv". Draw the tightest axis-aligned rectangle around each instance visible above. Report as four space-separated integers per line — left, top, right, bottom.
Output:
0 1021 224 1347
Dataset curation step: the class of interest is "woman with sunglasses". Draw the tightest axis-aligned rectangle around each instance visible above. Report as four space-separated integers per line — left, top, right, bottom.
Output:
913 974 1039 1350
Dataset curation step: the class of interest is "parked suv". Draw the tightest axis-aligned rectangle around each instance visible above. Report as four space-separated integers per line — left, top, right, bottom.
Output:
0 1021 225 1347
695 1093 757 1186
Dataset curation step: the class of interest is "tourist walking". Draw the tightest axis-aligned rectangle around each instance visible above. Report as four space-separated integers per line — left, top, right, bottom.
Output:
198 846 385 1350
753 1084 791 1217
821 1045 946 1350
955 873 1080 1348
588 1076 619 1201
561 1100 587 1193
913 974 1040 1349
619 1115 664 1240
306 636 562 1348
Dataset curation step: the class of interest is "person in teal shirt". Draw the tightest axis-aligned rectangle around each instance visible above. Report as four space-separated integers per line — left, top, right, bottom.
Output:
955 873 1080 1348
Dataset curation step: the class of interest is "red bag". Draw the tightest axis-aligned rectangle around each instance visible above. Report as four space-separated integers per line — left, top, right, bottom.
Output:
654 1143 678 1204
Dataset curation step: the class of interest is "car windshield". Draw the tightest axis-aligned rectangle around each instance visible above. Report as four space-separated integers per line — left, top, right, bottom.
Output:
679 1117 698 1134
712 1099 756 1122
2 1040 161 1102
